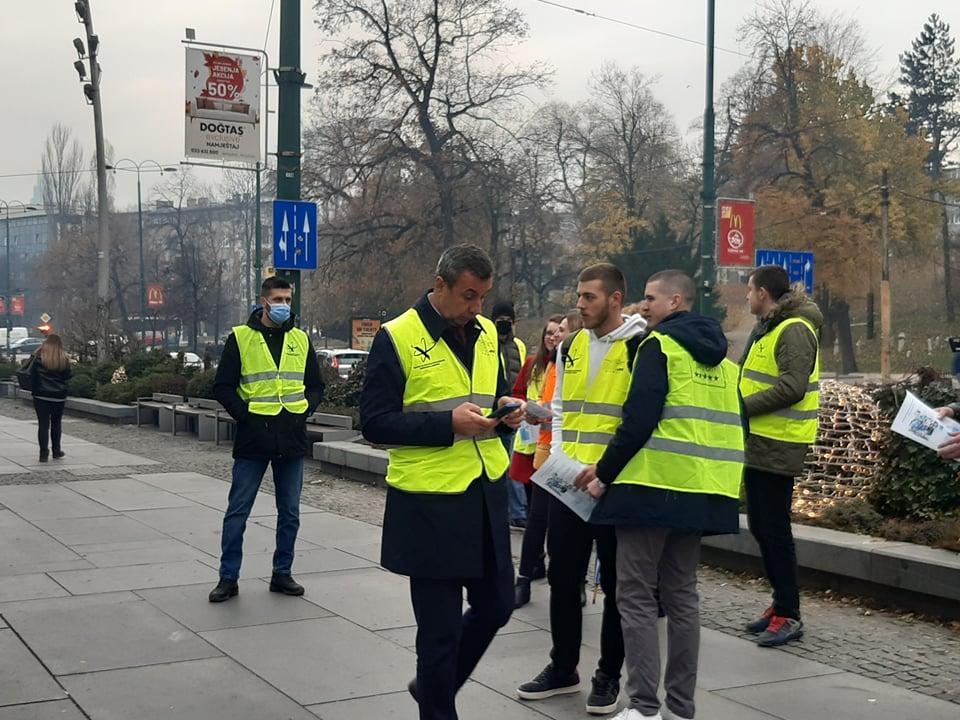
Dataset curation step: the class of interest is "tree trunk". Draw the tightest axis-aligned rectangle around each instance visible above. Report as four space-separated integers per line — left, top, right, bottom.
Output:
834 299 858 374
438 179 455 249
817 286 835 350
942 203 954 322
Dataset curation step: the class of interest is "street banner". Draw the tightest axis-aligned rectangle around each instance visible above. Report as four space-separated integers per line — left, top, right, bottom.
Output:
717 198 755 266
11 296 24 316
147 284 166 309
185 48 261 164
351 318 381 351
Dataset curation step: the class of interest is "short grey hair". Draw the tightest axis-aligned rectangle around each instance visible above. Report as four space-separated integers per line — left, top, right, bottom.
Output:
435 244 494 286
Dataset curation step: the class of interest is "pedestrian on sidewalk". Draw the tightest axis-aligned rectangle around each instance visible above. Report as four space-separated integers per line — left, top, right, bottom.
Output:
739 266 822 646
360 244 525 720
29 334 72 463
580 269 744 720
208 276 324 603
516 264 645 716
512 314 564 608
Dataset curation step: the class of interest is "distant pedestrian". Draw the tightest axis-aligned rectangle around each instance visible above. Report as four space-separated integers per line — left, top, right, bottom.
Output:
29 334 72 463
739 266 822 646
208 277 325 603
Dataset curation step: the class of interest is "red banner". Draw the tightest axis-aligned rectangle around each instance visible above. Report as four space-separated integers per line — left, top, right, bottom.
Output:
717 198 755 267
0 298 5 315
147 284 165 309
10 296 24 316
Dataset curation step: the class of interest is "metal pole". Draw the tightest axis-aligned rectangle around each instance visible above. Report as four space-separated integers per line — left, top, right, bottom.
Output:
137 170 146 338
4 205 9 355
880 168 891 382
276 0 304 320
255 161 263 303
699 0 717 316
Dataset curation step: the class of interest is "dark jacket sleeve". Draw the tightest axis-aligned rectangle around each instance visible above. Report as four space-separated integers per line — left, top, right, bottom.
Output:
596 337 669 484
29 355 39 387
512 357 533 399
360 329 454 447
742 323 818 418
213 334 248 422
304 346 324 415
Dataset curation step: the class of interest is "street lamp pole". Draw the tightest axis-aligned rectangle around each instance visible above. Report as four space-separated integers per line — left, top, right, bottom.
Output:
0 201 36 356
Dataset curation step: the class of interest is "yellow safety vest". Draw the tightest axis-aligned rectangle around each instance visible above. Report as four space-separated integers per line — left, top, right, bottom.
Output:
383 308 509 493
739 317 820 444
499 337 527 382
234 324 309 416
513 366 543 455
560 330 633 464
613 332 744 499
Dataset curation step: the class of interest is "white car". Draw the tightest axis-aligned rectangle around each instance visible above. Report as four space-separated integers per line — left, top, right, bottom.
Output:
318 349 369 379
170 351 203 369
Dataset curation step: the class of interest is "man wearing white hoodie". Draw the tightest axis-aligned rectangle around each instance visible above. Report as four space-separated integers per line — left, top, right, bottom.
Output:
516 263 647 716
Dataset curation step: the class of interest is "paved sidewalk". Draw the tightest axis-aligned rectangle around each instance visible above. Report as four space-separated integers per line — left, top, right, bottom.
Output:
0 416 957 719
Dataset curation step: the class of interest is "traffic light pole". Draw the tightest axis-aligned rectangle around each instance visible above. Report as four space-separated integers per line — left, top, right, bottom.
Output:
275 0 305 321
699 0 717 315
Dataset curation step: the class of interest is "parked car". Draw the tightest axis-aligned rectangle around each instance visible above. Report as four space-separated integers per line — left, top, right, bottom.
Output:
170 351 203 370
318 349 369 379
10 337 44 361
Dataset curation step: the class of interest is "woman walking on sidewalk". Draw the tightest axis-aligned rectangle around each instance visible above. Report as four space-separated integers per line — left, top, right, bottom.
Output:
29 334 72 462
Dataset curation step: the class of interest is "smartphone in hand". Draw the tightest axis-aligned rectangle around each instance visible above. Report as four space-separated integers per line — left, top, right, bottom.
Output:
488 403 521 420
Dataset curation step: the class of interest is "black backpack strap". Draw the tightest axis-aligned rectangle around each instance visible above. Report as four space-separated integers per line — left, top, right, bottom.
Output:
557 329 583 366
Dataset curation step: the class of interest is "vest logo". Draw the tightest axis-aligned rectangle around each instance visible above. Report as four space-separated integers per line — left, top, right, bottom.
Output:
563 351 578 370
412 337 445 369
693 364 727 388
285 342 300 356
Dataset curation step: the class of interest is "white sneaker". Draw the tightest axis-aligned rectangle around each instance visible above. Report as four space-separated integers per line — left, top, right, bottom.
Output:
612 710 662 720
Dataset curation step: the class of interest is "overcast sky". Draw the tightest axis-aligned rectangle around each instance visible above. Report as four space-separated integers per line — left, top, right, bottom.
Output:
1 1 956 209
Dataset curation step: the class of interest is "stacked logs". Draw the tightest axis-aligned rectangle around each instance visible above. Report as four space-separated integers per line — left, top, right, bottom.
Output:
794 380 887 516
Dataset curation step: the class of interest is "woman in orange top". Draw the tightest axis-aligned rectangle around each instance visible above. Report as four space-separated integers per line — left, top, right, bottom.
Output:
515 311 583 609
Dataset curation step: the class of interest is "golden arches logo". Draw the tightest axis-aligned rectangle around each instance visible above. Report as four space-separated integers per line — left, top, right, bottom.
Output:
730 213 743 230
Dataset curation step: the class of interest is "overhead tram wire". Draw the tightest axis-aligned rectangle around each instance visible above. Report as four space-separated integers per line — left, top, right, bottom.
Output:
754 186 880 232
891 187 960 209
529 0 751 58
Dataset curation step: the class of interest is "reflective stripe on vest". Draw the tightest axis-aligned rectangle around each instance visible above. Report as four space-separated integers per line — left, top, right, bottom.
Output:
613 332 744 499
560 330 632 464
234 325 310 416
383 308 508 493
739 317 820 444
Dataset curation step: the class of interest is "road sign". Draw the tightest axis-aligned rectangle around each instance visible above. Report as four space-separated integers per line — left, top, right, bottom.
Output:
272 200 318 270
755 249 815 294
40 313 51 324
717 198 755 266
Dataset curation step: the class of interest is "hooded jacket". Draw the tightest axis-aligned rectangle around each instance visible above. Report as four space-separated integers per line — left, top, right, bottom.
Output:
740 292 823 478
214 309 324 461
590 311 741 535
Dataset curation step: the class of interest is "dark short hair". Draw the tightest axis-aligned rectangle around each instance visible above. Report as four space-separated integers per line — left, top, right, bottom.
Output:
647 269 696 306
261 276 292 295
436 244 493 286
578 263 626 298
750 265 790 301
491 299 515 320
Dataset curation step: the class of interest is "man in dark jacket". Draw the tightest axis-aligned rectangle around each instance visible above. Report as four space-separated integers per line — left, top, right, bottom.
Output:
739 266 822 647
578 270 742 720
208 277 324 603
361 244 524 720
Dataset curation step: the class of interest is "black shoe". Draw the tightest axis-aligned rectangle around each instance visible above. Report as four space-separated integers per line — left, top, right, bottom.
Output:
269 574 305 596
586 670 620 715
407 678 418 704
581 582 587 608
38 453 48 463
510 518 527 530
514 576 531 609
516 664 580 701
208 578 238 603
531 559 547 581
53 450 65 459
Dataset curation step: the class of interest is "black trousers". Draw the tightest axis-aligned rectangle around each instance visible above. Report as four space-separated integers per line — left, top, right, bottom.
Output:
518 482 549 578
409 513 514 720
33 399 65 456
745 468 801 620
546 495 624 680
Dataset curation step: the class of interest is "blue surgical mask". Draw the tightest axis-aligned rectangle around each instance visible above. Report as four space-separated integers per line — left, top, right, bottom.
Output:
266 302 291 324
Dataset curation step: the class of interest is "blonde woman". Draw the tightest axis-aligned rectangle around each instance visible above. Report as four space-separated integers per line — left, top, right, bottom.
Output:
29 334 72 462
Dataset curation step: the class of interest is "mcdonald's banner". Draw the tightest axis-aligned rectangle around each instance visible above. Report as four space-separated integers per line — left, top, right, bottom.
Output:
717 198 755 267
10 296 24 316
147 284 166 309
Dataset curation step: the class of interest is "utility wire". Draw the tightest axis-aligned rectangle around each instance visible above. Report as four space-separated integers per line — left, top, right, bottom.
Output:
754 187 879 231
891 187 960 209
529 0 751 58
264 0 277 52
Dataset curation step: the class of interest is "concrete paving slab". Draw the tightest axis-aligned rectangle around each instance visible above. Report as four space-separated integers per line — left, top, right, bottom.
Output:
716 671 960 720
332 538 382 564
49 560 214 595
0 629 65 706
0 701 86 720
136 581 334 632
130 471 228 494
66 465 132 476
75 538 210 568
0 510 90 577
376 617 540 650
32 515 168 548
262 511 382 546
60 656 316 720
0 484 115 520
178 490 272 516
297 567 415 631
195 546 376 579
200 616 413 705
65 478 195 512
1 592 221 675
0 573 69 603
0 464 28 474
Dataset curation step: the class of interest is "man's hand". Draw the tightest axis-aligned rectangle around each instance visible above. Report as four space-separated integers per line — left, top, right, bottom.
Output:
936 406 956 420
452 402 498 438
938 432 960 460
586 478 607 498
497 396 527 430
574 464 597 490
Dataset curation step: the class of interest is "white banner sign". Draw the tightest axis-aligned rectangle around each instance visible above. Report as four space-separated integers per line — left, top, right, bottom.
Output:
184 48 261 164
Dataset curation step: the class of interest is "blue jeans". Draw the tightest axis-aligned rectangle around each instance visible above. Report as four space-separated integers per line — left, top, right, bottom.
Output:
218 456 304 580
501 432 527 523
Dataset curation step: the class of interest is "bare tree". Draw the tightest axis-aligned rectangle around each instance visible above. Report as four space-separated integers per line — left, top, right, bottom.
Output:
40 124 86 235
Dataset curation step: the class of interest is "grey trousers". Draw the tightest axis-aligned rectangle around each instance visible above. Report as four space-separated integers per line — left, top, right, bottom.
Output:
616 527 702 720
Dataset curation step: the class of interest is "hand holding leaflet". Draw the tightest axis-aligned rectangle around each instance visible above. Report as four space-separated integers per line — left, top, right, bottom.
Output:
891 390 960 453
531 451 597 522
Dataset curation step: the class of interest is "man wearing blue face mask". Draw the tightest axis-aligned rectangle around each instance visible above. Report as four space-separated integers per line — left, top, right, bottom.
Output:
208 276 325 603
